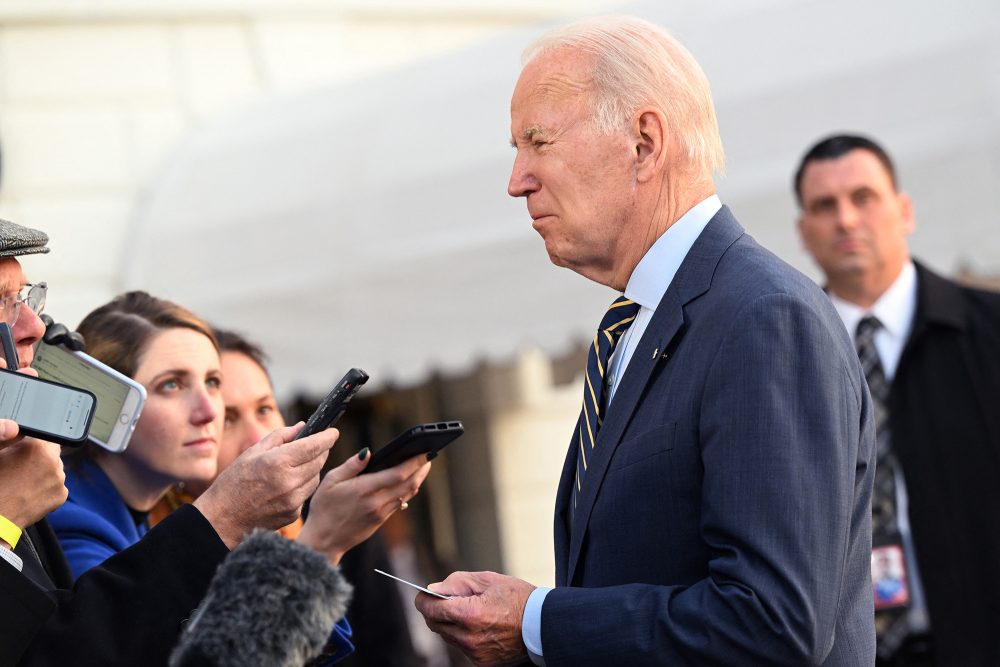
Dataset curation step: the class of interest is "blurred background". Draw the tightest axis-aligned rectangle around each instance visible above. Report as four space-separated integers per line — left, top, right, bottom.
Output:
1 0 999 663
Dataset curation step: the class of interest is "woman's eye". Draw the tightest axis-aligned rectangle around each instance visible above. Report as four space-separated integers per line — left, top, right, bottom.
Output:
159 379 179 392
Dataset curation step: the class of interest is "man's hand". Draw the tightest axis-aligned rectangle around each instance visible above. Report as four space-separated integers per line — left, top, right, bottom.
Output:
415 571 536 667
0 433 68 534
297 451 432 565
193 423 338 549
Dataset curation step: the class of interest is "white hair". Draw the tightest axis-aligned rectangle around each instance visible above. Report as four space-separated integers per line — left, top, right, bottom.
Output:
523 15 725 177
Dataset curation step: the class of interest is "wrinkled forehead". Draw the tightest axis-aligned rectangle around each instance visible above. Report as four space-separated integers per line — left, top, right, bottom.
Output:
513 47 593 109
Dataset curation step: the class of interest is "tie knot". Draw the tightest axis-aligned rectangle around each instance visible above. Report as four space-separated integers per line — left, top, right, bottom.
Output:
855 315 883 343
599 296 641 336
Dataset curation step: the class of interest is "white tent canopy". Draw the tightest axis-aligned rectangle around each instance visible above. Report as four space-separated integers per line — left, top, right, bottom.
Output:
124 0 1000 397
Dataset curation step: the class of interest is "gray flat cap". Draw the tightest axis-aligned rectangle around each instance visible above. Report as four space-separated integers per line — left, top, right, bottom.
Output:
0 218 49 258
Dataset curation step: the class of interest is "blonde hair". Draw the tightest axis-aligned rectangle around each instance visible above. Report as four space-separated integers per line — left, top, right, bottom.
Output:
523 15 724 177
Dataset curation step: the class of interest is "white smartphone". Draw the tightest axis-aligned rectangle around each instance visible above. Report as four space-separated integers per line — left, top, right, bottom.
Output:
32 341 146 453
0 367 96 447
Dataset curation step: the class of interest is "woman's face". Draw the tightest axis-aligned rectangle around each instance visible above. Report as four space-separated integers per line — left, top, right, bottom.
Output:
125 328 224 488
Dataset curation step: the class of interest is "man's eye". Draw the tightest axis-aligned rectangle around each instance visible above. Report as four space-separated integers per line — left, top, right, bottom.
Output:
809 200 835 215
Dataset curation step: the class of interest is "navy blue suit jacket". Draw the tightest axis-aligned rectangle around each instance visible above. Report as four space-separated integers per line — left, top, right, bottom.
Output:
541 208 876 665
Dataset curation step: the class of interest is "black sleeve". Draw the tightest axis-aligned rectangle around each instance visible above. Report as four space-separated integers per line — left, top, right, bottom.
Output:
9 505 230 666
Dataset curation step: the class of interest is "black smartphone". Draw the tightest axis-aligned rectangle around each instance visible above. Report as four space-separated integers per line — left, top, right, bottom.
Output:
293 368 369 441
0 323 19 370
363 421 464 474
0 367 96 446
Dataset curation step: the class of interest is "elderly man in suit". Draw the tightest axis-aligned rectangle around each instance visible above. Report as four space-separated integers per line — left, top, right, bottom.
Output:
795 134 1000 665
416 15 876 666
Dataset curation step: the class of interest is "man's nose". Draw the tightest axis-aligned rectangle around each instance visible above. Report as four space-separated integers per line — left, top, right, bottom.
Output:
508 154 538 198
836 200 861 231
12 307 45 367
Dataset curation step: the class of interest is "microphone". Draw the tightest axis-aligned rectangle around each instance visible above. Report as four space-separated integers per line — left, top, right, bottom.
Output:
170 530 353 667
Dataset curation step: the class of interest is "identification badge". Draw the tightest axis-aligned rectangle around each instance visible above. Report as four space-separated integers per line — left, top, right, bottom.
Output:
871 544 910 609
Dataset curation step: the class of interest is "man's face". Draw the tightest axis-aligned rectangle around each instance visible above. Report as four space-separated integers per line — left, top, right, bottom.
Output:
507 47 638 287
797 149 914 297
0 258 46 368
218 350 284 472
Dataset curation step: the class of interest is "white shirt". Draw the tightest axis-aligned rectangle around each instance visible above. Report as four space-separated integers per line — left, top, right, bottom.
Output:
522 195 722 665
828 261 917 382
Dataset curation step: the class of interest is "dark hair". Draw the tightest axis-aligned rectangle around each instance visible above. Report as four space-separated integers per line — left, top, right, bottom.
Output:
212 327 272 383
793 134 898 206
66 291 217 465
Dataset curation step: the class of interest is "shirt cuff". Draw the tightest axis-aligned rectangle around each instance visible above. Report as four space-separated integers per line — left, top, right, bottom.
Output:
0 544 23 572
522 586 552 666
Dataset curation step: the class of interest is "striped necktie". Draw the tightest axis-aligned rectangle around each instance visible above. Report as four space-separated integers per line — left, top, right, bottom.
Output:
573 296 641 513
857 315 912 655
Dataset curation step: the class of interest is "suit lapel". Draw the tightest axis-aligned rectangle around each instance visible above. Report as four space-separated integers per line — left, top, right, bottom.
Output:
564 207 745 585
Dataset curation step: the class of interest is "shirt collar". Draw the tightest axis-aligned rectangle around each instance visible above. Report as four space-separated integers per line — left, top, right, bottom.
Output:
830 261 917 341
624 195 721 309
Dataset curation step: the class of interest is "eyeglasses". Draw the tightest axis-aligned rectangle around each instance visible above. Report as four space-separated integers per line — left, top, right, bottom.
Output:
0 282 47 326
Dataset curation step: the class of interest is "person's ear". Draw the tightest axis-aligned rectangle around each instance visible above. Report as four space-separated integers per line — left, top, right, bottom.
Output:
634 109 668 183
897 192 916 237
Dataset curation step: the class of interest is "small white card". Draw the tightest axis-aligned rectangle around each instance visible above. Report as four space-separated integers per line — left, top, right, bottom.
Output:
374 568 452 599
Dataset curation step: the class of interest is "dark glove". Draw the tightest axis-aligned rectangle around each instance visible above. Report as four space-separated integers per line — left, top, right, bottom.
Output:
40 314 86 352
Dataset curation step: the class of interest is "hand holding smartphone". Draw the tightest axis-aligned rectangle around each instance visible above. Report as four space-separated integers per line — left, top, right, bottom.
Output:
363 421 464 474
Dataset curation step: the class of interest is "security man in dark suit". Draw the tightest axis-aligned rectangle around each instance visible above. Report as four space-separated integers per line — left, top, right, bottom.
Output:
796 134 1000 666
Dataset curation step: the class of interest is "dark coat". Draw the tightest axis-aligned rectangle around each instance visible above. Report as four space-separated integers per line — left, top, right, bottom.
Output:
0 505 229 666
890 261 1000 665
541 208 877 665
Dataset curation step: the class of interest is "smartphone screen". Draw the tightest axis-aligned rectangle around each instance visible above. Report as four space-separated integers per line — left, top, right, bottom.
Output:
0 369 94 442
32 342 146 450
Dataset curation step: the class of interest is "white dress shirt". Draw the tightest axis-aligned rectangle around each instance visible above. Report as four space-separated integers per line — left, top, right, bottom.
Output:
829 261 916 382
522 195 722 665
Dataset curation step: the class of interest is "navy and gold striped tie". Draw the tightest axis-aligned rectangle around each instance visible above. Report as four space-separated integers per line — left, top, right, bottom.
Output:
573 296 641 513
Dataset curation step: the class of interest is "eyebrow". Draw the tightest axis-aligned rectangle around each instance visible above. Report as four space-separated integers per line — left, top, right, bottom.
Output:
149 368 192 385
509 125 546 148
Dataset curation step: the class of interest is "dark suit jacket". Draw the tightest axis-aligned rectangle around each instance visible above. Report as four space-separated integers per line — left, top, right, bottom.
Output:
540 208 876 665
890 262 1000 665
0 505 229 666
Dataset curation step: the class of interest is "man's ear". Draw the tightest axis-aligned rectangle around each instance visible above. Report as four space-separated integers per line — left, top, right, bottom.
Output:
898 192 916 236
633 109 668 183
